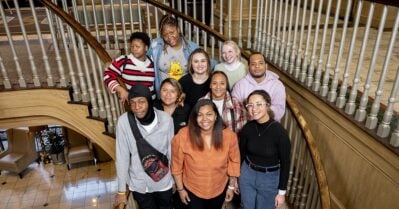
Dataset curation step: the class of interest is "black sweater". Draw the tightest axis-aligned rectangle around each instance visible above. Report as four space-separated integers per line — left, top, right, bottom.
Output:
179 74 211 108
239 119 291 190
154 100 191 134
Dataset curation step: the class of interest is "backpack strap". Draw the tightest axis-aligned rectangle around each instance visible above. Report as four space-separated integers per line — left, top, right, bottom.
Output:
127 111 143 141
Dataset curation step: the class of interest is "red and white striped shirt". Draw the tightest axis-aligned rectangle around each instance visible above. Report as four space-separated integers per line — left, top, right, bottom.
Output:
104 54 155 99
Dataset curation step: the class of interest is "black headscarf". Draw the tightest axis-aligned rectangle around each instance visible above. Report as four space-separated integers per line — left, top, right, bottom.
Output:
128 84 155 125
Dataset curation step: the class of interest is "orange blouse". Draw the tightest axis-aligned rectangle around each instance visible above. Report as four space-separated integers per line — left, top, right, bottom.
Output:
171 127 240 199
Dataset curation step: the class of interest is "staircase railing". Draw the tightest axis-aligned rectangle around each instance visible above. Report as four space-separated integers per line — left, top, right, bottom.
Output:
0 1 331 209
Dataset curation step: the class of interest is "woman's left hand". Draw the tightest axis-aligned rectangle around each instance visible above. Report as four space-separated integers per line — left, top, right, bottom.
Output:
275 194 286 208
224 189 234 202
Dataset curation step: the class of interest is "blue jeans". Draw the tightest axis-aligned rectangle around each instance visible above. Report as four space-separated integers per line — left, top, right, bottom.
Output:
239 161 280 209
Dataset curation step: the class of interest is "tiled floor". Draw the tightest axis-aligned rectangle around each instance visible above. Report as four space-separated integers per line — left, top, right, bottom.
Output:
0 161 117 209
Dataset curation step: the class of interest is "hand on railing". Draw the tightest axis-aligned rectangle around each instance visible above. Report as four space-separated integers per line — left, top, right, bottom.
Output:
115 86 129 105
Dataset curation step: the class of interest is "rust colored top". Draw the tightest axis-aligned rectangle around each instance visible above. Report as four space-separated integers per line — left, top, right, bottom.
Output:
171 127 240 199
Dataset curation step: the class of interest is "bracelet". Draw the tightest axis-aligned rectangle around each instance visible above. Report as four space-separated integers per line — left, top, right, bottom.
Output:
117 192 126 195
228 186 235 190
177 188 185 192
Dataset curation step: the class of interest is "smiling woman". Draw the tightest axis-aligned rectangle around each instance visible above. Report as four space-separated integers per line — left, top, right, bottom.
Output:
201 71 247 133
171 99 240 209
179 48 212 108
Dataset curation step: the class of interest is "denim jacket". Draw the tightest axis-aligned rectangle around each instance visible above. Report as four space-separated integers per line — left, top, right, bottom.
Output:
147 37 199 98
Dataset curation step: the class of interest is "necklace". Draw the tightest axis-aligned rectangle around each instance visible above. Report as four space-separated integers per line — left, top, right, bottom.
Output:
255 121 276 136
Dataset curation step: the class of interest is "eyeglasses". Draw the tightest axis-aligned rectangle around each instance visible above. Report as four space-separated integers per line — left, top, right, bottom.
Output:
245 102 268 109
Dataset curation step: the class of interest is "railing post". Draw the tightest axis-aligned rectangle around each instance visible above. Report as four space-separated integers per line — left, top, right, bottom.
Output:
327 0 352 102
320 0 342 97
299 0 315 83
306 0 323 87
345 2 375 115
354 5 388 122
312 0 332 92
336 0 363 109
0 1 26 88
366 8 399 130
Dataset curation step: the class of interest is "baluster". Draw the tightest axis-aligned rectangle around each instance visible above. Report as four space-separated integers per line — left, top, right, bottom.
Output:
238 0 244 47
137 0 143 32
226 0 232 41
261 0 269 54
13 0 40 86
45 5 66 87
55 9 81 101
377 66 399 138
294 0 308 78
299 0 315 83
154 0 161 39
127 0 135 34
294 139 308 206
327 0 352 102
0 55 11 89
320 0 341 97
75 0 100 115
145 2 152 38
193 0 199 44
289 135 305 202
252 0 261 51
278 0 288 67
345 3 375 115
210 0 215 59
354 6 387 122
289 0 301 74
176 0 183 32
270 0 278 60
255 1 266 52
218 0 223 61
110 0 121 49
336 1 363 108
187 0 192 41
310 181 319 209
305 172 316 209
283 0 295 70
306 0 323 87
312 0 332 91
390 117 399 147
246 0 253 49
97 59 112 128
273 0 283 63
63 10 89 102
29 0 53 86
366 9 399 130
202 0 207 50
119 0 128 51
100 0 111 50
108 91 120 131
299 152 312 209
287 121 300 196
265 0 273 58
269 0 277 61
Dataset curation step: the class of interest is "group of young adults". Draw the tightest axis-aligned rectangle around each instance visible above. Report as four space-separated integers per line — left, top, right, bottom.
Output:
104 14 291 209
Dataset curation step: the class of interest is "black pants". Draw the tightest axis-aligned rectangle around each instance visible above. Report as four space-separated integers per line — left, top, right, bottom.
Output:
133 189 173 209
186 188 225 209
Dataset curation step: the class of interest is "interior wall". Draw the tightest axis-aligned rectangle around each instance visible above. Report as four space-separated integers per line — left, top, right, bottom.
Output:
274 70 399 209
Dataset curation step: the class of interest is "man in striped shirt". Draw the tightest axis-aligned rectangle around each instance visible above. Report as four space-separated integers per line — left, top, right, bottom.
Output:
104 32 156 103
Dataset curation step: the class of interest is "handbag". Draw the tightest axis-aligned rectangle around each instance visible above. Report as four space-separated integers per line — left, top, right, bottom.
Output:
127 111 169 182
